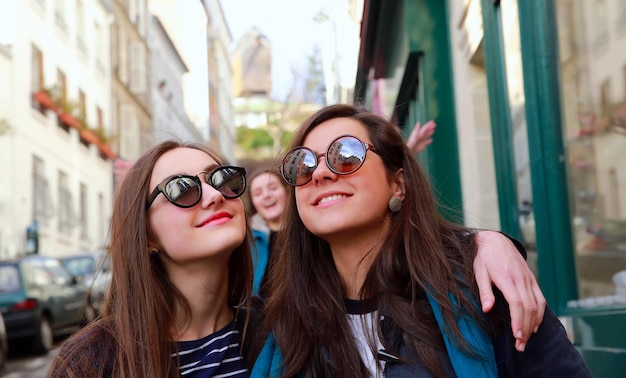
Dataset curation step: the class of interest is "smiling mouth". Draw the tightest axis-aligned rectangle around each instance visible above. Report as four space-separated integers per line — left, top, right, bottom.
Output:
317 194 348 205
263 200 277 208
197 212 232 227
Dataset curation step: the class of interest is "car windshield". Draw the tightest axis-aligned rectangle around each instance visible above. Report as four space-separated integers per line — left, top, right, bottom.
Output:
62 256 96 276
0 265 21 293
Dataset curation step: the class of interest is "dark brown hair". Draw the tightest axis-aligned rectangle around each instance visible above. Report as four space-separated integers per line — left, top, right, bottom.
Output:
264 104 486 377
48 140 253 377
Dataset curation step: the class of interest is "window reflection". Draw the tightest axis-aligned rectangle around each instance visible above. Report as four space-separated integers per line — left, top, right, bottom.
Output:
555 0 626 307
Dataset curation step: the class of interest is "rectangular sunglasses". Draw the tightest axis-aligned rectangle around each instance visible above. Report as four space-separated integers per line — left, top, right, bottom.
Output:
280 135 378 187
146 166 246 209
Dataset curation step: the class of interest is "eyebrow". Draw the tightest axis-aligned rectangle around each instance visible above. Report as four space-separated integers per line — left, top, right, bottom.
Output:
202 163 219 173
159 163 220 183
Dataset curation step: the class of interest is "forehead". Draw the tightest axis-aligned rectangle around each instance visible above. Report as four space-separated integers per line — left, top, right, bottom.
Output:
150 147 218 186
303 117 369 150
250 172 281 191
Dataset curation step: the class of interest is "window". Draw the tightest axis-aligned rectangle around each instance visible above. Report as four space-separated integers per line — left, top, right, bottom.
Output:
55 0 67 32
118 29 128 83
79 183 88 240
58 170 74 235
57 68 67 103
33 156 52 224
130 42 146 93
78 89 86 121
0 266 20 293
96 106 103 132
95 21 105 73
618 1 626 31
31 45 43 93
600 79 611 116
591 0 608 50
76 0 86 54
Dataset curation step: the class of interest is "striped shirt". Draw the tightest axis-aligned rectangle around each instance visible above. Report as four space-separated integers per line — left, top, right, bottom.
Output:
174 320 249 377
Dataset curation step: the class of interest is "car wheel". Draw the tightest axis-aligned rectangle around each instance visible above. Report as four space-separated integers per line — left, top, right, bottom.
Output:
33 317 53 354
0 341 6 370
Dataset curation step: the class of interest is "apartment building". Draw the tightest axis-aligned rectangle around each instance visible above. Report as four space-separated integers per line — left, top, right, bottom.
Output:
0 0 115 259
111 0 151 161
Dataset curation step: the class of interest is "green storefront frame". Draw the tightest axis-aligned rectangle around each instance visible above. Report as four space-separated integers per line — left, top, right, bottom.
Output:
355 0 626 375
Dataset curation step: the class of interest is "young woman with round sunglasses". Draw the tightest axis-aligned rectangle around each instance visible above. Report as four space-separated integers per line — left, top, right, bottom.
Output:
48 141 274 377
247 121 436 300
261 104 591 377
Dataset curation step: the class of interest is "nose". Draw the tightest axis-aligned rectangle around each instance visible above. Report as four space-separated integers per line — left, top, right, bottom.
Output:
310 153 337 184
199 181 224 208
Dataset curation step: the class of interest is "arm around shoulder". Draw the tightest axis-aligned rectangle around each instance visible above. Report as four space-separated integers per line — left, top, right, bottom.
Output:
493 302 592 377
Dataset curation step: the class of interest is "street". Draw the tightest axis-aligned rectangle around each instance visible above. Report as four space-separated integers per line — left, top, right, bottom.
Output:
1 340 63 378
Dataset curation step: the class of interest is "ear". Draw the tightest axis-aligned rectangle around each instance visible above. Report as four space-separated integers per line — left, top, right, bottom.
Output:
147 242 160 256
390 168 406 200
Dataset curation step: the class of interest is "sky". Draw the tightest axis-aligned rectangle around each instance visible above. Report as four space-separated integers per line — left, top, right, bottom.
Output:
220 0 361 101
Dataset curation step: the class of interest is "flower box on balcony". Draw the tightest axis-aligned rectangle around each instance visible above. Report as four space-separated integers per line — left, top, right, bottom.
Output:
79 128 100 147
32 91 60 113
58 112 81 130
98 143 116 160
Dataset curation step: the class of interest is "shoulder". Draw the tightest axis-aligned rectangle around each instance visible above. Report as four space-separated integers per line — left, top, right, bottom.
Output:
50 321 117 377
491 300 592 377
251 213 270 235
235 298 271 369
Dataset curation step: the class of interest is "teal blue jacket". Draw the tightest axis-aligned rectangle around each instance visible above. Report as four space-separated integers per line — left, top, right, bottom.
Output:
248 293 498 378
251 229 270 296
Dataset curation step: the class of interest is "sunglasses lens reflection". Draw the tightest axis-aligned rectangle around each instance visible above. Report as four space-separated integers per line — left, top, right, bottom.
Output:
211 167 246 198
282 149 316 186
331 136 366 174
281 136 367 186
165 177 201 207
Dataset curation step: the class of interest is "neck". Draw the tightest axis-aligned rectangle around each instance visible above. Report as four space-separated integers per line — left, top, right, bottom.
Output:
168 262 233 341
327 223 388 299
267 218 282 232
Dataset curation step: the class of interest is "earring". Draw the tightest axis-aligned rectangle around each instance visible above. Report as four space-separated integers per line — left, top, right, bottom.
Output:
150 250 159 256
388 197 402 213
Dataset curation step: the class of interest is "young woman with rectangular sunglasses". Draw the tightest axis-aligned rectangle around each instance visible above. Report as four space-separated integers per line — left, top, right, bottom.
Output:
260 104 591 377
47 141 274 377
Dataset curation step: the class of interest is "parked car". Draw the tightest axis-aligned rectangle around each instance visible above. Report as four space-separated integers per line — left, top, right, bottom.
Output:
60 251 109 322
0 312 7 370
0 255 92 354
86 253 111 317
59 252 101 282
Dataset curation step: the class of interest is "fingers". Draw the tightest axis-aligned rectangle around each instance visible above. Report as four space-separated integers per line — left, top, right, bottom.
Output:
473 258 495 312
531 275 547 333
418 120 436 139
472 231 545 352
407 122 424 153
407 120 437 154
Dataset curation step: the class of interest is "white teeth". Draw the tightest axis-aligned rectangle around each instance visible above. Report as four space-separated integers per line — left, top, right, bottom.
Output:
263 200 276 207
318 194 347 204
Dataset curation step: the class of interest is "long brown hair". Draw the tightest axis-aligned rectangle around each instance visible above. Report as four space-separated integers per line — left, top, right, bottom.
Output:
264 104 486 377
48 140 253 377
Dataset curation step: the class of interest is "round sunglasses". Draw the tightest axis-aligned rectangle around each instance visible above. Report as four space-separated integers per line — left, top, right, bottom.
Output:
280 135 378 187
146 166 246 209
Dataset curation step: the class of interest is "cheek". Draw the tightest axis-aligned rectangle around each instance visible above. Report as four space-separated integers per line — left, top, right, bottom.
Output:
294 190 308 217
